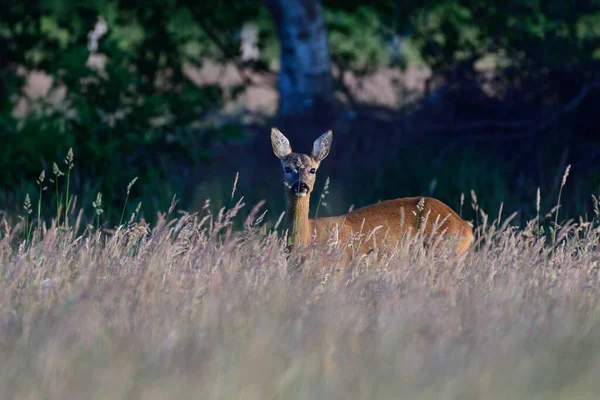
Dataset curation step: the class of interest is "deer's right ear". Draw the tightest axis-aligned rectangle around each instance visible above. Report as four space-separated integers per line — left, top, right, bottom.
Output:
271 127 292 159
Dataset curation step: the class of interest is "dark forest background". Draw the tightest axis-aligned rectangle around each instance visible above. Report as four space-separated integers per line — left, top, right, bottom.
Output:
1 0 600 229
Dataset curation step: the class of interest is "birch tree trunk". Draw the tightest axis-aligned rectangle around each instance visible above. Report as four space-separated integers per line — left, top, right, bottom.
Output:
265 0 334 120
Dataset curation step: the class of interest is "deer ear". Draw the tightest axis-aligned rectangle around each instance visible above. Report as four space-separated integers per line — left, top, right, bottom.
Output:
311 130 333 162
271 127 292 159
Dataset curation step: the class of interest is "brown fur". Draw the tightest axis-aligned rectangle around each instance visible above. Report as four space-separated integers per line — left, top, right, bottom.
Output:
272 128 474 257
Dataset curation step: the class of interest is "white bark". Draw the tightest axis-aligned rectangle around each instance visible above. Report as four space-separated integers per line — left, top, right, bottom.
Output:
265 0 333 119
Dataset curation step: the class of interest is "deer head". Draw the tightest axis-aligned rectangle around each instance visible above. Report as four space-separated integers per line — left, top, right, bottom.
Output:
271 127 332 198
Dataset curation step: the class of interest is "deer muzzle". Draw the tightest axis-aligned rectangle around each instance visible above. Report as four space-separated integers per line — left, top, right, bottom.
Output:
291 181 310 197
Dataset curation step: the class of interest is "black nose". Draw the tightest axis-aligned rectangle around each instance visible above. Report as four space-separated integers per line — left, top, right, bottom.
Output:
291 181 309 192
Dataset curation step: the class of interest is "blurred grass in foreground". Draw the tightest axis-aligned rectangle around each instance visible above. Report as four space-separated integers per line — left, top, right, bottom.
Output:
1 185 600 399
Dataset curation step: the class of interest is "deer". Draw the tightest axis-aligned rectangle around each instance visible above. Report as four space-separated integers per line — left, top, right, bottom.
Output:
270 127 474 258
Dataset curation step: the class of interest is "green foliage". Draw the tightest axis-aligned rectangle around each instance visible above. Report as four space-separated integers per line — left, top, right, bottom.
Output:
0 0 250 221
409 0 600 71
324 0 600 74
325 7 389 75
410 3 484 70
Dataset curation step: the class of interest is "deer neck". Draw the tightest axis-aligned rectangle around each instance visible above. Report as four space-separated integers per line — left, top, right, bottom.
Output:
285 193 313 248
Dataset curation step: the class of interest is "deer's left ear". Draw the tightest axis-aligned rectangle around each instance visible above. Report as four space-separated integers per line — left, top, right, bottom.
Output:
312 130 333 162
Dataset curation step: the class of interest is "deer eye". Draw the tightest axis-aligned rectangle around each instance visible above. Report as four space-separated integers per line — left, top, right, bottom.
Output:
285 167 292 173
309 168 316 174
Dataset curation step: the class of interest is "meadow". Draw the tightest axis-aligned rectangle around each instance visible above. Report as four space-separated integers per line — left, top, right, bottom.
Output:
1 163 600 399
2 1 600 398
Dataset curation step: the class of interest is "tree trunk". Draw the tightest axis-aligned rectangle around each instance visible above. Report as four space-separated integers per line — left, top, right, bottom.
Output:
265 0 333 121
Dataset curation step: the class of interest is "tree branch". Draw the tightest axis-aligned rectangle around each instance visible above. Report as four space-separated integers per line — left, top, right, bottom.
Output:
434 74 600 160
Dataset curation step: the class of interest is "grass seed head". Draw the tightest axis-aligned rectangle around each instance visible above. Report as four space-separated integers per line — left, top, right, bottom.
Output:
23 194 32 214
53 162 64 177
127 177 138 195
37 170 45 185
65 147 74 169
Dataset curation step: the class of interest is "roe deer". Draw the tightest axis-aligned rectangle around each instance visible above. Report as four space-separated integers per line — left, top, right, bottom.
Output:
271 128 474 256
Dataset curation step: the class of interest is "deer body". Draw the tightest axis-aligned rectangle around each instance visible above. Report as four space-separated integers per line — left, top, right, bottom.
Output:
272 128 474 256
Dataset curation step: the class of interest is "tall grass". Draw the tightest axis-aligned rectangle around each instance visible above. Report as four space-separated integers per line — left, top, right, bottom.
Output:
1 182 600 399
